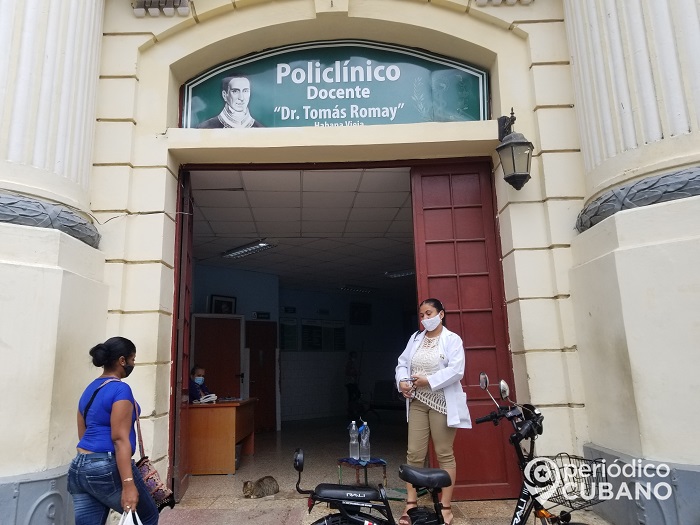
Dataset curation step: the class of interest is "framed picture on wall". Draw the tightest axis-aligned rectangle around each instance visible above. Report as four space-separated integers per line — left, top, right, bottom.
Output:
209 295 236 314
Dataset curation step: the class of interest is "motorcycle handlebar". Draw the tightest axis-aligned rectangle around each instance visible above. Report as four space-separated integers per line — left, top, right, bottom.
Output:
514 420 535 442
475 412 499 424
475 406 511 424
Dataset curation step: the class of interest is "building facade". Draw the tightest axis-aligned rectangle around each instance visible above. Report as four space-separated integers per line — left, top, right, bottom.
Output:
1 1 698 524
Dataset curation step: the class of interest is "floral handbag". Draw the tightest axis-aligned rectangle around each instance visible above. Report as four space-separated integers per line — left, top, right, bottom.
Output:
134 404 176 511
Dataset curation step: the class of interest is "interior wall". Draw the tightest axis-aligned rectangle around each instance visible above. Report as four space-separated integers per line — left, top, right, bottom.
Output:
193 263 280 319
279 288 415 421
192 263 415 421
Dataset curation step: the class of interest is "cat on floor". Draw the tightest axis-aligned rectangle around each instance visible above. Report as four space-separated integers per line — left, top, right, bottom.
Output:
242 475 280 498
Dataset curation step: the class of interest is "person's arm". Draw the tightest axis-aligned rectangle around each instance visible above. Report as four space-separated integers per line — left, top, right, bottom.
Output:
396 334 417 396
189 380 201 402
77 410 86 440
111 399 138 511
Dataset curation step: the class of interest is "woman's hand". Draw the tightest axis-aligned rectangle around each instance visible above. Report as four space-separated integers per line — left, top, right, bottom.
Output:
411 375 429 389
121 481 139 512
398 379 415 398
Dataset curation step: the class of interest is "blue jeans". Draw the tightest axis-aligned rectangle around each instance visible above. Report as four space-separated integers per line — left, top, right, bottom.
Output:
68 452 159 525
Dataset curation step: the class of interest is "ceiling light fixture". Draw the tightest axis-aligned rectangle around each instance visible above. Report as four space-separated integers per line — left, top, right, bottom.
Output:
222 239 276 259
340 285 373 294
384 269 415 278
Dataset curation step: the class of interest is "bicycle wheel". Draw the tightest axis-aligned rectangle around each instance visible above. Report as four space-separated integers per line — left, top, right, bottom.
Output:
310 513 384 525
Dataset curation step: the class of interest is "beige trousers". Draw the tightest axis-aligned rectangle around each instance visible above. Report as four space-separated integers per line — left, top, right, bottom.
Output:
406 399 457 469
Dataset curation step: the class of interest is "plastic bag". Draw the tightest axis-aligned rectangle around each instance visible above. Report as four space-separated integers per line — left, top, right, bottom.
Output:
117 509 144 525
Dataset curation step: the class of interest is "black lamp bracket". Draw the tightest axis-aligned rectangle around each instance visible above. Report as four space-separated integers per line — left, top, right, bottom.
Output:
497 108 516 142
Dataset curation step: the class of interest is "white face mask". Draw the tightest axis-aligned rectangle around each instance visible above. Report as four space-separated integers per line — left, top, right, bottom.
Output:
421 314 442 332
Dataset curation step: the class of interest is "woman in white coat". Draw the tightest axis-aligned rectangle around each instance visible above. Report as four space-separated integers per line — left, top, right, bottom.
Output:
395 298 471 525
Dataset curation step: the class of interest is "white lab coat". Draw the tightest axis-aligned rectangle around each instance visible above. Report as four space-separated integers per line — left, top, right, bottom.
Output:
395 326 472 429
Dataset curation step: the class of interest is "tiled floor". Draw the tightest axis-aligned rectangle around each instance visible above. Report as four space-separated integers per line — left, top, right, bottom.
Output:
160 413 614 524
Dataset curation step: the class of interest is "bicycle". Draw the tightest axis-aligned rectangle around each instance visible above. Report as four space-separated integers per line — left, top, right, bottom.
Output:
293 448 450 525
475 372 606 524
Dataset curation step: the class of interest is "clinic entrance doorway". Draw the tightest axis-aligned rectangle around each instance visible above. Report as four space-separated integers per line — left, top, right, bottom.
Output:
170 159 519 501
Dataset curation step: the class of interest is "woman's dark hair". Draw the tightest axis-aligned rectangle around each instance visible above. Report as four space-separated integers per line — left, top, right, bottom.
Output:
89 337 136 368
419 298 446 326
190 364 204 376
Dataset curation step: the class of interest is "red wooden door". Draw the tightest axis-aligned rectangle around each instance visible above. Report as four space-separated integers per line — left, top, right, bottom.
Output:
171 170 193 501
192 316 242 398
245 320 278 432
411 160 521 500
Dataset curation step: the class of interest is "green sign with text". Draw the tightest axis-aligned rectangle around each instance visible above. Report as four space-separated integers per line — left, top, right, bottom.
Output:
181 40 488 129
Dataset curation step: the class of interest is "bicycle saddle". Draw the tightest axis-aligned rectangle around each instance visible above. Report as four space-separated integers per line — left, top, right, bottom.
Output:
314 483 382 501
398 465 452 489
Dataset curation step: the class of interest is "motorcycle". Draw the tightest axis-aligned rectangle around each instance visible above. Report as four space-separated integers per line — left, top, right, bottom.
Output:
476 372 606 524
293 447 449 525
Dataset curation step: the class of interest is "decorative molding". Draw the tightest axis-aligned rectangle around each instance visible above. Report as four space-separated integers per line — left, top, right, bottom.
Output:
132 0 190 17
575 166 700 233
0 193 101 248
474 0 534 5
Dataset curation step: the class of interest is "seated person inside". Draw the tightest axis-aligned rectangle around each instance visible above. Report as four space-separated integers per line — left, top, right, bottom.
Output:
189 364 214 402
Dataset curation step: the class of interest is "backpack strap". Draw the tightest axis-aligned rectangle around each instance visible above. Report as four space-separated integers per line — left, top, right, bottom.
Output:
82 378 120 419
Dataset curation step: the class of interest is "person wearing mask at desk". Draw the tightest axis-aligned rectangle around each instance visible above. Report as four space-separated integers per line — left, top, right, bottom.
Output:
189 365 213 403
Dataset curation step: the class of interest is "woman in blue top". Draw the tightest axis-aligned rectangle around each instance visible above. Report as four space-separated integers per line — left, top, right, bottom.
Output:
67 337 159 524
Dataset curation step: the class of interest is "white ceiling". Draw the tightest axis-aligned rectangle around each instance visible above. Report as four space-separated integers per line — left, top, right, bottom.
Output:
191 167 417 299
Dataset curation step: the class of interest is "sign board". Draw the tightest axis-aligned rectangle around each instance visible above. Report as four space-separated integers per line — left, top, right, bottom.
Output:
181 40 488 129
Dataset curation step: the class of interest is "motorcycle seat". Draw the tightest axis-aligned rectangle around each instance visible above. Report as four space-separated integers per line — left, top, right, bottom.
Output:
314 483 381 501
399 465 452 489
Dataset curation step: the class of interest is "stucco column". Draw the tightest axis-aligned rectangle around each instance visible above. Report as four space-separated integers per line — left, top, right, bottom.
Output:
564 0 700 205
0 2 107 523
0 0 103 245
564 2 700 524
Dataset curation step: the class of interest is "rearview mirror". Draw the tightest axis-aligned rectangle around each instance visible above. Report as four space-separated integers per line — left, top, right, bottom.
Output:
294 448 304 472
479 372 489 390
499 380 510 400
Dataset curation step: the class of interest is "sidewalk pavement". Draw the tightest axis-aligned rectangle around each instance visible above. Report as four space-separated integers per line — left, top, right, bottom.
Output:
158 479 616 525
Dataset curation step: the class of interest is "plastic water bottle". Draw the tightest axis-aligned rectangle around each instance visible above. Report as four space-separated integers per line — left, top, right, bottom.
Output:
359 423 370 461
349 421 360 459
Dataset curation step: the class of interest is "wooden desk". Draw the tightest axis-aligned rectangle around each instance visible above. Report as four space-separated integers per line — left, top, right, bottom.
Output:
188 399 256 475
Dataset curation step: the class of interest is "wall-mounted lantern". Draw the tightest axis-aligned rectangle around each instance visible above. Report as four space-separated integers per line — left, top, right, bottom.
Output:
496 109 534 190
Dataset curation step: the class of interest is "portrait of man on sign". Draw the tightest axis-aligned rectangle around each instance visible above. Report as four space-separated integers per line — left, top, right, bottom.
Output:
197 74 264 128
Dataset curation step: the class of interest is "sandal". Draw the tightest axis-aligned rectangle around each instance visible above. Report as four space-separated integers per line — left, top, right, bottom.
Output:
398 501 417 525
441 505 453 525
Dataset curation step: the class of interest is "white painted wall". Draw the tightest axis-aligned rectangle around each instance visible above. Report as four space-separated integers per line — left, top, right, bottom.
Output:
571 196 700 464
0 224 107 476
